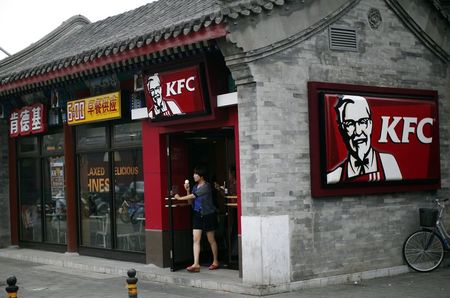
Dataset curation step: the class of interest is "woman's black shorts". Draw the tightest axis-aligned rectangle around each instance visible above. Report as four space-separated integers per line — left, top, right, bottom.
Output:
192 211 217 231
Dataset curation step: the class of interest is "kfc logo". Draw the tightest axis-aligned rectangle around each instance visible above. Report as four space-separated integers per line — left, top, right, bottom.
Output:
327 95 402 184
378 116 433 144
146 73 182 119
324 93 438 186
308 82 440 197
9 103 47 138
145 66 206 120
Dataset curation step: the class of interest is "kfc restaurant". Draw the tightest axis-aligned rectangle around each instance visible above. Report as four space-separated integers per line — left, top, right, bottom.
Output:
0 0 449 294
3 44 241 267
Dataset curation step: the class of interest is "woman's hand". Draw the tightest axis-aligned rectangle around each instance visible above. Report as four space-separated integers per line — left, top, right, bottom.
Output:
174 194 181 200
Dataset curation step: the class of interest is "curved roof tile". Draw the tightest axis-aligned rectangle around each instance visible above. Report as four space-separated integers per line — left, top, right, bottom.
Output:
0 0 288 88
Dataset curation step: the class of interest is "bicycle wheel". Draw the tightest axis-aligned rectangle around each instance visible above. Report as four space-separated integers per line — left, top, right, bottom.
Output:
403 230 444 272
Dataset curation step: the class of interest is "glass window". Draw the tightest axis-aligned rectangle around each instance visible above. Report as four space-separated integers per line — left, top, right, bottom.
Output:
19 158 42 242
18 136 38 156
43 133 64 154
113 122 142 147
79 152 111 248
76 126 107 150
17 131 65 245
43 156 67 244
114 149 144 251
76 122 145 252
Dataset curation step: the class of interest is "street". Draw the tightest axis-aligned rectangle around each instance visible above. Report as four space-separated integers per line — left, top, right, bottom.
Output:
1 256 450 297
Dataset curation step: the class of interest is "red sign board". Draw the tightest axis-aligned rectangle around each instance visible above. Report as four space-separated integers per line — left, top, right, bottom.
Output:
144 66 207 120
9 103 47 138
308 82 440 197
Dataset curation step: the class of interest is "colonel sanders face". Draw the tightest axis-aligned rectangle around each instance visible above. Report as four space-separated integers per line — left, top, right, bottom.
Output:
146 74 163 107
336 96 373 161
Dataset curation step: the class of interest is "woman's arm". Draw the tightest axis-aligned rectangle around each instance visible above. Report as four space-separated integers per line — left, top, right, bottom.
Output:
174 181 195 202
174 193 195 201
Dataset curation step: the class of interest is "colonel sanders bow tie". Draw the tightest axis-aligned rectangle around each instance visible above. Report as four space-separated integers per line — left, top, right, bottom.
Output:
355 158 369 174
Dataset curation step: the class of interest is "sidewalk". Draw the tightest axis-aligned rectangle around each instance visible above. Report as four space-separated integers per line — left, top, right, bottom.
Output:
0 247 253 295
1 247 450 297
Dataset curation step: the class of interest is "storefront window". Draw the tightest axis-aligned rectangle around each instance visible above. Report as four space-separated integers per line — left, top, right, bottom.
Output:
114 149 144 252
18 136 38 155
77 122 143 252
43 133 64 154
43 156 66 244
113 122 142 147
79 152 111 249
19 158 42 242
76 125 107 150
18 132 66 244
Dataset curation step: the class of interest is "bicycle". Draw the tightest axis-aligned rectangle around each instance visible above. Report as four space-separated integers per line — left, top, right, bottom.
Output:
403 198 450 272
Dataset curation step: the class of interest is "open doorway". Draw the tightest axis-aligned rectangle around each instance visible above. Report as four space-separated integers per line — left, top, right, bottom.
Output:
167 128 239 271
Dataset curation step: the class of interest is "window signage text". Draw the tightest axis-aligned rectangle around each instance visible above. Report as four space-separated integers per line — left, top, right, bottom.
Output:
9 103 47 138
67 91 121 125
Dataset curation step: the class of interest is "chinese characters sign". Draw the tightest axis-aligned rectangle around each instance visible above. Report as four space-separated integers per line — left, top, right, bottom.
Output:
9 103 47 138
67 91 121 125
308 82 440 197
144 66 207 120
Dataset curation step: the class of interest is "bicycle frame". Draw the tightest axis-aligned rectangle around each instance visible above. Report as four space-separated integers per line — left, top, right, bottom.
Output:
429 199 450 249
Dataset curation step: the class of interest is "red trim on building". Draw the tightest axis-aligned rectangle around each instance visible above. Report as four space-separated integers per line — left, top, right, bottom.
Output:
64 124 77 252
8 138 18 245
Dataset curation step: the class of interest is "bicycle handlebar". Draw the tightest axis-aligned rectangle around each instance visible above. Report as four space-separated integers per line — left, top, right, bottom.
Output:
434 198 448 202
434 198 448 210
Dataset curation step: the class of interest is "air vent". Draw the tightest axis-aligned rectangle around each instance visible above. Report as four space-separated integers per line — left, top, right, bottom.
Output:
329 26 358 52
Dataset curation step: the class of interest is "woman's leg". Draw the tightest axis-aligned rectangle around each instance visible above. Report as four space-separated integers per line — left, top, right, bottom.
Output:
206 230 219 266
192 229 202 267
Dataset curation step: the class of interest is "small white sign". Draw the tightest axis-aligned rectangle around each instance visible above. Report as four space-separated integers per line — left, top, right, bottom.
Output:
217 92 237 107
131 107 148 120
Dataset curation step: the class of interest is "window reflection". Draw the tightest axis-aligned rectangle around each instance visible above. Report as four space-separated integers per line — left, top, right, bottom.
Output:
76 126 107 150
43 133 64 154
114 149 145 252
18 136 38 155
77 123 144 252
113 122 142 147
79 152 111 248
19 159 42 242
43 156 67 244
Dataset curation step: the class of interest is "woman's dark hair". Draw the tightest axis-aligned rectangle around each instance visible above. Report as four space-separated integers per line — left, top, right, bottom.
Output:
193 166 207 178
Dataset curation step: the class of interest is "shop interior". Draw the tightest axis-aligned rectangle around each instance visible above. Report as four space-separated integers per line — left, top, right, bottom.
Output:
167 128 239 270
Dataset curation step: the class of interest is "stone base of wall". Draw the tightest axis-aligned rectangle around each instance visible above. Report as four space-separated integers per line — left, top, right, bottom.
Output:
249 265 410 296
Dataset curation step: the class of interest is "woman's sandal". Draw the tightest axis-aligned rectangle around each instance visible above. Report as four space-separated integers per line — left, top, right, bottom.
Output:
186 265 200 273
208 263 219 270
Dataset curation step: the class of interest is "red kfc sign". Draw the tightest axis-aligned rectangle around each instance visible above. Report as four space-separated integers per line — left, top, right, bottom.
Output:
9 103 47 138
144 66 207 120
308 82 440 197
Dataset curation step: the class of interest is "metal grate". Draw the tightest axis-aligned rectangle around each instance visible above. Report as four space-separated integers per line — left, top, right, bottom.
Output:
329 26 358 51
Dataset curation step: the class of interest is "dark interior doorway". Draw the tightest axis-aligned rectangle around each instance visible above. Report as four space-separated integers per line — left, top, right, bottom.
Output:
167 128 239 271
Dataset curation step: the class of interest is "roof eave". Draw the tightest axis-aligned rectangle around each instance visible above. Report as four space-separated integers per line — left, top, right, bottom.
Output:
0 23 227 95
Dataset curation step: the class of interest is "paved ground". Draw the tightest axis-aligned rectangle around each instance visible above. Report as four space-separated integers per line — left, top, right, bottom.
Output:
0 257 247 298
1 255 450 297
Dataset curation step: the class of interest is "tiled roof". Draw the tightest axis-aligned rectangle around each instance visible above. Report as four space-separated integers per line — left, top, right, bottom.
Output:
0 0 289 89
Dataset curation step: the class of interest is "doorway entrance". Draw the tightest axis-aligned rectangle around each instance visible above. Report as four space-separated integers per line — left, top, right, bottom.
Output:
166 128 239 271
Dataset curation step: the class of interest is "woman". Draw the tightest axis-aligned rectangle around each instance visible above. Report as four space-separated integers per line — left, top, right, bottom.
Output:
174 166 219 272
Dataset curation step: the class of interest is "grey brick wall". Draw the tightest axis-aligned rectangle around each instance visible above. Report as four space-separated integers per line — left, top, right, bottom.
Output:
0 119 10 247
230 0 450 282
